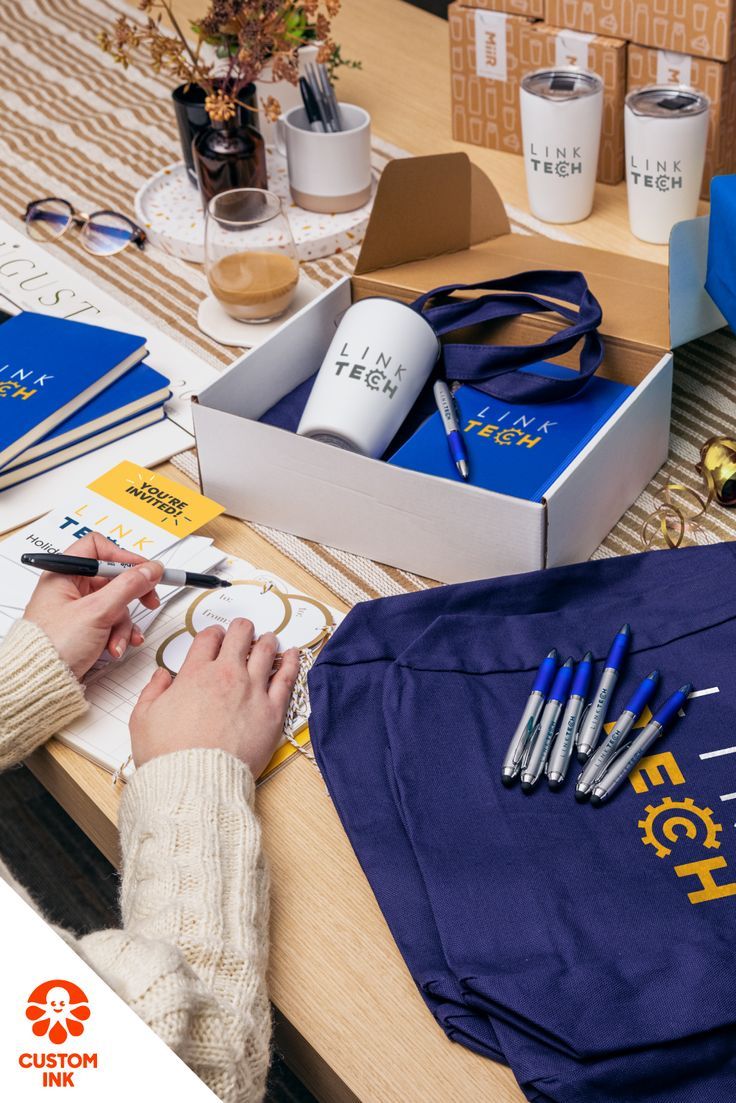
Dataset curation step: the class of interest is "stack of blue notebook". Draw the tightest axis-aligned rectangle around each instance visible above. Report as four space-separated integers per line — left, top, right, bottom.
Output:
0 312 170 491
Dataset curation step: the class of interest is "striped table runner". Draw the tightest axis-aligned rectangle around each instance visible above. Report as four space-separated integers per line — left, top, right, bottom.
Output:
1 0 734 607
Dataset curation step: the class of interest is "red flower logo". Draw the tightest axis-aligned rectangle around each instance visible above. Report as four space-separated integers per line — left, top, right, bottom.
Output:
26 980 90 1045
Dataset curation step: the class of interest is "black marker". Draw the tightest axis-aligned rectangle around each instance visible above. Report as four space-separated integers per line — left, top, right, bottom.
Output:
20 553 231 590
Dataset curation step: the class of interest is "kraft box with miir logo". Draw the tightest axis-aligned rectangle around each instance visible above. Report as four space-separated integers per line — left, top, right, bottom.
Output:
628 45 736 198
190 153 722 585
546 0 736 62
453 0 546 18
449 4 627 184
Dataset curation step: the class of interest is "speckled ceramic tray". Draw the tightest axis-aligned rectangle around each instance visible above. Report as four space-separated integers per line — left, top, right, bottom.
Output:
134 146 379 264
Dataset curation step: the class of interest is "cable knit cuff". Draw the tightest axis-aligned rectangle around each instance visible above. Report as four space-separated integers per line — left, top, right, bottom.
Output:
120 748 256 842
0 619 86 770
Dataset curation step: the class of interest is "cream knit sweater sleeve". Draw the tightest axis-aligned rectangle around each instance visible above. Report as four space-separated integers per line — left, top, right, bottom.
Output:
0 619 271 1103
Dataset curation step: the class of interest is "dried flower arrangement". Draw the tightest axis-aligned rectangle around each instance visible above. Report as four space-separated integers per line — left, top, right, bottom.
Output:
98 1 358 123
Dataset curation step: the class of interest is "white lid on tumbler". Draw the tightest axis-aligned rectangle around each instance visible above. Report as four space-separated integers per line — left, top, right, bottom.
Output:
521 67 602 102
625 84 710 119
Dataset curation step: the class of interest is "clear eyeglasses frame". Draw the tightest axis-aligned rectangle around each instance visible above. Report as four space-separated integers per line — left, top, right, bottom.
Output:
23 198 147 256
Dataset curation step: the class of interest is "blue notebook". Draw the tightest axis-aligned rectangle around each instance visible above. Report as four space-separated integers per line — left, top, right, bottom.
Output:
0 312 147 470
388 362 633 502
14 362 171 466
0 404 167 491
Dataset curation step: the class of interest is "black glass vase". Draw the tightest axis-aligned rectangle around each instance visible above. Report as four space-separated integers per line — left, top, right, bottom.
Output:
192 121 268 207
171 81 260 187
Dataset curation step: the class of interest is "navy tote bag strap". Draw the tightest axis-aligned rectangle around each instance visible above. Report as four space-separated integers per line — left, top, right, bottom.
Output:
410 270 605 403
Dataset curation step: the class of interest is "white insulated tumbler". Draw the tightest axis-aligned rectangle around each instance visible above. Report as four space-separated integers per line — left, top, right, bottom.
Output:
519 67 603 225
297 298 440 458
624 85 710 245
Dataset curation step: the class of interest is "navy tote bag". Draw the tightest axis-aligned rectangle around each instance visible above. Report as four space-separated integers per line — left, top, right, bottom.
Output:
308 543 736 1102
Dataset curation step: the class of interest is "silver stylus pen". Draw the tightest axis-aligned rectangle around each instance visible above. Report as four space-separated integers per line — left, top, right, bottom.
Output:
576 670 659 801
547 652 593 790
576 624 631 761
521 658 574 792
501 649 558 786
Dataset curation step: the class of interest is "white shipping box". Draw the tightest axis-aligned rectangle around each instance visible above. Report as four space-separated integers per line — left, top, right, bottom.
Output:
192 154 714 584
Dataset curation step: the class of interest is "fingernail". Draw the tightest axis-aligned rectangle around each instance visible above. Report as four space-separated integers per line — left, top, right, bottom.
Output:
132 630 145 647
113 639 127 658
140 561 163 582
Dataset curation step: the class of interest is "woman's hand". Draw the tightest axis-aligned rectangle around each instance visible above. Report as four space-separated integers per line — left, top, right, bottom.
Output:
129 619 301 778
23 532 163 680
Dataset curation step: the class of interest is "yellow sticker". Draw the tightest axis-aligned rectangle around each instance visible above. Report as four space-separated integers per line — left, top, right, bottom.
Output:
87 461 224 537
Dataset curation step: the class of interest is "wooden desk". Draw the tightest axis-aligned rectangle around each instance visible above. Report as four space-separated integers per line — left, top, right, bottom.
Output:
28 1 690 1100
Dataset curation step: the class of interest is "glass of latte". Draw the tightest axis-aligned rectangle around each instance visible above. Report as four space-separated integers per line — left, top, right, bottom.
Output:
205 189 299 323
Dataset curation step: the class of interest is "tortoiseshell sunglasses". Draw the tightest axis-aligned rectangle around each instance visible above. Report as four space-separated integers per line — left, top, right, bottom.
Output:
23 198 146 256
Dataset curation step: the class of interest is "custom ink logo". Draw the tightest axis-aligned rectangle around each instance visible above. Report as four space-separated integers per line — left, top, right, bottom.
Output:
25 980 91 1044
628 156 684 193
333 343 405 400
528 143 583 178
19 981 98 1088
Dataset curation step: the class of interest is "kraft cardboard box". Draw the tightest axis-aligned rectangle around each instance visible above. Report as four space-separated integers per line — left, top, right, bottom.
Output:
546 0 736 62
189 153 723 584
456 0 545 18
628 44 736 198
449 4 626 182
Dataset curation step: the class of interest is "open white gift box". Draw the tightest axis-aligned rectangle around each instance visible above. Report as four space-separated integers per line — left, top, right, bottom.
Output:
192 153 722 584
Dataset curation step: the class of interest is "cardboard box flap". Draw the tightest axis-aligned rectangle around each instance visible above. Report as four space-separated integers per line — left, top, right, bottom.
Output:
355 153 509 275
354 154 676 353
470 162 511 244
356 234 671 353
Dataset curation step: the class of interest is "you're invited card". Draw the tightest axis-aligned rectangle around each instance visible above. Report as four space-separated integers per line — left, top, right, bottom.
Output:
0 460 224 637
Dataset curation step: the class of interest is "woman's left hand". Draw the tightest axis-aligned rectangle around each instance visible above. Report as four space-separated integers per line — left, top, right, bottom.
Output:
23 532 164 680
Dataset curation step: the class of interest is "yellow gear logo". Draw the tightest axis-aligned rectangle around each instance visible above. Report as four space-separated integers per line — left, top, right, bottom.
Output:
639 797 723 859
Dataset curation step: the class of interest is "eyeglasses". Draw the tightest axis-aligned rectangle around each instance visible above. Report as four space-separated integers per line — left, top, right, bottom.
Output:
23 198 146 256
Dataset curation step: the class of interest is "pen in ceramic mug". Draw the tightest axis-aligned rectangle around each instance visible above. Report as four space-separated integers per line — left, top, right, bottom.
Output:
20 553 232 590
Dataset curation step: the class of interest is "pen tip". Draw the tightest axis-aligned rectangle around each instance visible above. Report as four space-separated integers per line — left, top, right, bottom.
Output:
575 790 589 803
219 580 232 588
681 683 694 696
520 780 534 794
649 670 660 681
548 778 562 792
590 794 604 807
620 623 631 635
458 460 470 480
563 657 574 667
547 649 559 660
583 651 594 662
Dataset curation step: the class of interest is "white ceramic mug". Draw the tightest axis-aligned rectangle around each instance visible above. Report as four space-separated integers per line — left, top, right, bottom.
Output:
625 85 710 245
275 103 372 213
297 298 440 458
520 68 603 224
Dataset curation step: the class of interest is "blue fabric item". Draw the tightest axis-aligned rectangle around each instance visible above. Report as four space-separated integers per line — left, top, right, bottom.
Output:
259 271 605 445
309 544 736 1101
411 270 604 403
706 175 736 330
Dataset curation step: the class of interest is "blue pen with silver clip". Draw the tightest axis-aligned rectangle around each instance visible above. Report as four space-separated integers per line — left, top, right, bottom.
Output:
501 649 559 786
576 669 660 801
576 624 632 762
548 651 594 790
590 683 694 806
521 658 575 793
433 380 470 480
